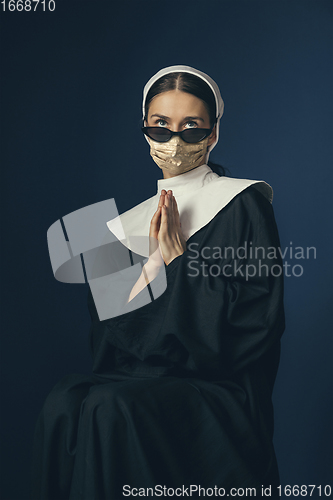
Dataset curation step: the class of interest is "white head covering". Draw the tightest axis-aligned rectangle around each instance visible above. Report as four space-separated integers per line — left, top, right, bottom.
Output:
142 64 224 165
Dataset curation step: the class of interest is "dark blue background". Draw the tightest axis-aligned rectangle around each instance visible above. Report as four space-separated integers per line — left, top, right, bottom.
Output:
1 0 332 498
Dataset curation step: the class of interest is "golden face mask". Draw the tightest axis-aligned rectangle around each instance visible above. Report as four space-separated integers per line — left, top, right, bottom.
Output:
148 135 210 174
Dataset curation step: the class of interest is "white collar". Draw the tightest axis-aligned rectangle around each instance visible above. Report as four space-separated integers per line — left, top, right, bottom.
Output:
107 164 273 257
156 164 219 196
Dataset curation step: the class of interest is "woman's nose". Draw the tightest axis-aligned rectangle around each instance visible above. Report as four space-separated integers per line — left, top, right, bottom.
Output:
171 125 184 132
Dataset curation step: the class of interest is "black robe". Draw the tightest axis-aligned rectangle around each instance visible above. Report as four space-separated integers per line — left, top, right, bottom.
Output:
31 186 285 499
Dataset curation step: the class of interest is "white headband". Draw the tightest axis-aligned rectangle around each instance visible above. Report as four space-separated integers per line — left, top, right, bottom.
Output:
142 64 224 164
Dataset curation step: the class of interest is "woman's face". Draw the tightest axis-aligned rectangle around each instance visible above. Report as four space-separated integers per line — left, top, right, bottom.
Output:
145 89 217 178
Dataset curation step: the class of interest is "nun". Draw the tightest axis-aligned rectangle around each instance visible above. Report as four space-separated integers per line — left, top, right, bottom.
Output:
31 65 285 499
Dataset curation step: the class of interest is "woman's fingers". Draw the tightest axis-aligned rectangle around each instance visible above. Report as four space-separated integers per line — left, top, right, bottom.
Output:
166 190 176 224
156 190 186 265
160 190 180 232
173 195 181 226
166 191 179 228
173 194 178 212
164 190 172 209
158 190 169 227
157 190 182 237
149 206 161 238
158 195 165 208
149 207 162 258
160 202 168 231
169 191 176 226
158 189 167 208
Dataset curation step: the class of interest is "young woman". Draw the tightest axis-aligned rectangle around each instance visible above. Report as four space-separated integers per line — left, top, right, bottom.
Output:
31 65 285 499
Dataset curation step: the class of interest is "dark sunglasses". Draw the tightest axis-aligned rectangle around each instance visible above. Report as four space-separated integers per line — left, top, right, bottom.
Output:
141 126 213 144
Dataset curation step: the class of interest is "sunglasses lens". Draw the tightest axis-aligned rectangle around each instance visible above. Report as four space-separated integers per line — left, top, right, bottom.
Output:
142 127 211 143
182 129 210 143
145 128 171 142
